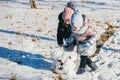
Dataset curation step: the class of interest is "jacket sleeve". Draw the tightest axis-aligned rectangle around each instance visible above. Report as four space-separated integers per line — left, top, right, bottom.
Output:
58 12 63 21
66 34 75 45
57 12 64 46
87 28 98 45
57 21 63 46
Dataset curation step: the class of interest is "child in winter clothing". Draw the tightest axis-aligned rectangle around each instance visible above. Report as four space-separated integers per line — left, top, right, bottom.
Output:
66 9 98 74
57 2 76 49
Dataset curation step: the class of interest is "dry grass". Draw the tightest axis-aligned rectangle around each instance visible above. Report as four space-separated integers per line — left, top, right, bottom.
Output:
49 46 53 49
37 28 43 32
57 75 63 80
6 15 12 19
89 21 116 58
8 42 12 45
9 75 17 80
51 35 56 38
32 38 39 42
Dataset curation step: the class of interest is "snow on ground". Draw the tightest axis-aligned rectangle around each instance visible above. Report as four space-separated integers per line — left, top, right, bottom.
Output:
0 0 120 80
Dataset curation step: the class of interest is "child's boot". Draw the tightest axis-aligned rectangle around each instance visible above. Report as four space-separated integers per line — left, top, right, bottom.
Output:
88 62 98 71
76 67 85 74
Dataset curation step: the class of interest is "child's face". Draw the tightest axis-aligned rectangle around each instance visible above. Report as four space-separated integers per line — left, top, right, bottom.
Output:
72 26 80 31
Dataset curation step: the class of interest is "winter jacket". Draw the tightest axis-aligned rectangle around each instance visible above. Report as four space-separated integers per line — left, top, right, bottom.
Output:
66 25 97 56
57 12 76 46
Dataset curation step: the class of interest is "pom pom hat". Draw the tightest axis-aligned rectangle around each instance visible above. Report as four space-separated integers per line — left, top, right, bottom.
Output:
67 1 76 10
70 9 88 35
62 2 76 24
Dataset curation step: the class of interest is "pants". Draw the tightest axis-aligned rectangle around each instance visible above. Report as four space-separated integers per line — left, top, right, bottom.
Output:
80 56 92 68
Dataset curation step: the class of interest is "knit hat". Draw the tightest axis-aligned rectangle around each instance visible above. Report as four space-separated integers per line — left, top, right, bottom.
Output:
62 7 74 22
67 1 76 10
70 9 88 35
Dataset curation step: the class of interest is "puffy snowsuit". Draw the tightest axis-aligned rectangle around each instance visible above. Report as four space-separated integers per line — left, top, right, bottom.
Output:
66 10 98 74
66 12 97 56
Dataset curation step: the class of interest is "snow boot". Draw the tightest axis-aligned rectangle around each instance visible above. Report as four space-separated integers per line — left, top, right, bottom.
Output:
76 67 85 74
88 62 98 71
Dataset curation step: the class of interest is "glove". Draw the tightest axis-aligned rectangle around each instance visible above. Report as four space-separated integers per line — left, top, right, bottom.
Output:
64 44 75 51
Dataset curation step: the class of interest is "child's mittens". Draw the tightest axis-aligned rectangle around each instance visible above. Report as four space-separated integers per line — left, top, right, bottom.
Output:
64 44 75 51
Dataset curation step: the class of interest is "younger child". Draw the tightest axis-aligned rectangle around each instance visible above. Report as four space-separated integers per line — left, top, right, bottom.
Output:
66 9 98 74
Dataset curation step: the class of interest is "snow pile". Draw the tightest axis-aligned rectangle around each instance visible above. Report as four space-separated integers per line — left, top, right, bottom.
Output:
51 47 80 75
